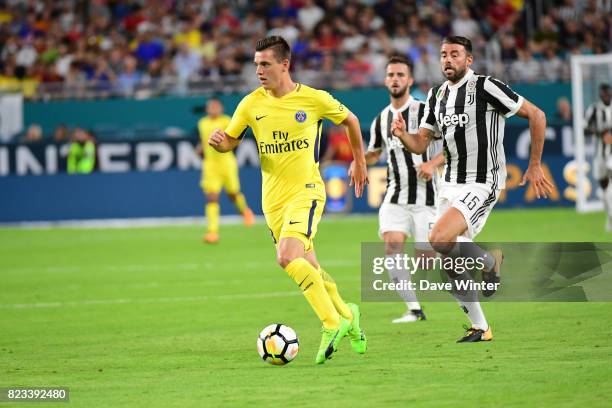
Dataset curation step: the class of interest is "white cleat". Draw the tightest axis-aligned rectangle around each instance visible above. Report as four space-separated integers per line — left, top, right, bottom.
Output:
392 309 426 323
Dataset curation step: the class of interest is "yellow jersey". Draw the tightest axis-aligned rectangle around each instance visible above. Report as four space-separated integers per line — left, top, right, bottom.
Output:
198 115 236 166
225 83 349 213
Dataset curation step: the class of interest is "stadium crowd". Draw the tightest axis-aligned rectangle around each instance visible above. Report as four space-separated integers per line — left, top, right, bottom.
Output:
0 0 610 100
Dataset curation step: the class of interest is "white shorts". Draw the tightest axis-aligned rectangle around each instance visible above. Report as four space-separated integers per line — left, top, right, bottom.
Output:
436 183 500 239
378 203 436 249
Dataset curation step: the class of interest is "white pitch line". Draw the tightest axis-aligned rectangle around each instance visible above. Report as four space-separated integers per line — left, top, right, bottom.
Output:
0 291 302 310
0 213 377 229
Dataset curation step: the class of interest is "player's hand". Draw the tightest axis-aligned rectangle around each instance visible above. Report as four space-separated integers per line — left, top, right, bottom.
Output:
208 129 225 147
520 163 554 199
195 143 203 157
349 159 369 198
416 161 435 181
603 130 612 145
391 112 406 138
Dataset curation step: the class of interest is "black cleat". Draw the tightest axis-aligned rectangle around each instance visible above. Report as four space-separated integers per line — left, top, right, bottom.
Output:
457 325 493 343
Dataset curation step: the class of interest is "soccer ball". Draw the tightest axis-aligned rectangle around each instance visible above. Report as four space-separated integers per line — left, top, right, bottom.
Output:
257 324 299 365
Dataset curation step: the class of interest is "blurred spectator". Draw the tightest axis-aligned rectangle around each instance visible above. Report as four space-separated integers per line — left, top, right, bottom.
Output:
268 17 300 45
268 0 298 21
408 32 437 65
298 0 325 32
541 48 564 82
316 23 341 51
213 5 240 34
134 24 164 66
322 125 354 164
343 44 374 87
414 48 445 86
22 124 43 144
555 97 572 122
486 0 518 32
174 43 201 83
391 26 413 55
451 7 481 39
510 49 541 83
67 128 96 174
53 124 70 143
116 56 142 95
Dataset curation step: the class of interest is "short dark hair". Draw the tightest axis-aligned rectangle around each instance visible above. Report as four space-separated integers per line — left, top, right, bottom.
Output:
442 36 472 54
600 83 611 92
387 54 413 75
255 36 291 62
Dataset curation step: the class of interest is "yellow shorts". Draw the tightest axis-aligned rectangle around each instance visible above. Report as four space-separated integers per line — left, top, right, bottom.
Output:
201 161 241 195
264 196 325 252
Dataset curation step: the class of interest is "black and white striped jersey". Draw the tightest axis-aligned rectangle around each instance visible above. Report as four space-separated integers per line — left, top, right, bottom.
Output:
585 100 612 160
368 96 440 206
420 69 524 189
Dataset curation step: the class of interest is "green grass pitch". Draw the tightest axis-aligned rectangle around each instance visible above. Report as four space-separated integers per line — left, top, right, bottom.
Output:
1 208 611 407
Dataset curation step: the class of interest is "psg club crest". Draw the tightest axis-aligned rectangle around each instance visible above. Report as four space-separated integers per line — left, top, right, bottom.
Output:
295 110 307 123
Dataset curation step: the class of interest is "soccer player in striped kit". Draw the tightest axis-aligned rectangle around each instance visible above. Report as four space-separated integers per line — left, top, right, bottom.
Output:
365 55 444 323
584 83 612 231
392 36 554 342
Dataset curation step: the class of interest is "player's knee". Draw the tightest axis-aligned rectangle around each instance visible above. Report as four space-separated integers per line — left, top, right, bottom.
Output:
277 251 298 269
428 229 454 254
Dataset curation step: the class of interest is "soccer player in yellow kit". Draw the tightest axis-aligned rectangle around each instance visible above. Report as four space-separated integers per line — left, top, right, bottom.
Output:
208 36 368 364
197 98 255 244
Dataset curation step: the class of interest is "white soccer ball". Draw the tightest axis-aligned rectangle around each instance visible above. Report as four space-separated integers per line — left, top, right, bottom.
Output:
257 324 299 365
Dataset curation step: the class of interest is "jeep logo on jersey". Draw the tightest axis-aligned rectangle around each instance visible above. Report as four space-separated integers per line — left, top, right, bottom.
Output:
439 113 469 127
295 110 307 123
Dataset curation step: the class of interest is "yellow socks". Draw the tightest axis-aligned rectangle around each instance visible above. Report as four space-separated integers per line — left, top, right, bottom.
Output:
319 267 353 321
234 193 248 214
285 258 340 329
206 202 220 233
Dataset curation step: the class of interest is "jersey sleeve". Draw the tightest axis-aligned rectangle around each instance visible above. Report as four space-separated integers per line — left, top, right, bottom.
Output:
483 77 524 118
367 115 383 152
427 138 444 159
420 87 441 137
316 90 349 125
225 96 251 139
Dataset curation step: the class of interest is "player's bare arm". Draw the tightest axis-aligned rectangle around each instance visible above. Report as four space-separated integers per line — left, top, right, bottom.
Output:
195 142 204 158
516 99 554 199
390 112 432 154
416 152 445 181
208 128 240 153
342 112 369 198
364 150 381 165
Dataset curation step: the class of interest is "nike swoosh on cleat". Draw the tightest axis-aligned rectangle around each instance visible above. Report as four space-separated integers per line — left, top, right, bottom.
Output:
325 332 339 358
255 115 268 121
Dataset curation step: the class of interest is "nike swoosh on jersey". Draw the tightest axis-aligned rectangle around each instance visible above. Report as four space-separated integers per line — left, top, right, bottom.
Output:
288 220 301 225
255 115 268 121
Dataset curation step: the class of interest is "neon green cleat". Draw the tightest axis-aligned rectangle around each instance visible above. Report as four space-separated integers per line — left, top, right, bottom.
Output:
347 303 367 354
315 318 351 364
